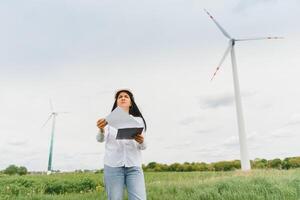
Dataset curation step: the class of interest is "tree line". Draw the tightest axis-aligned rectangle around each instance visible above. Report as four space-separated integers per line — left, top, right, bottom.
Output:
142 156 300 172
1 156 300 175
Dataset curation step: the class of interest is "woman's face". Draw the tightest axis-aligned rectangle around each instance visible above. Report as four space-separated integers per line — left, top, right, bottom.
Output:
117 92 132 111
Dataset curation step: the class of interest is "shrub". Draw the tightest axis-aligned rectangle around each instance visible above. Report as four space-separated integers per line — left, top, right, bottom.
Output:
4 165 19 175
3 165 28 176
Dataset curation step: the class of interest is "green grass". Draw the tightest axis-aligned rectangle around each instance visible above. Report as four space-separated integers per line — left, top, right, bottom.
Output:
1 169 300 199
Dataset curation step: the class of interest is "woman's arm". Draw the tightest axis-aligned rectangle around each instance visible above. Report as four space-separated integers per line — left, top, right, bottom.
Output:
96 118 108 142
134 117 147 150
96 129 105 142
134 131 146 150
137 136 147 150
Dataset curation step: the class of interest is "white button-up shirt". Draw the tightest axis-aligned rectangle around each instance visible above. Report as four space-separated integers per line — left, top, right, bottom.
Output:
96 116 146 167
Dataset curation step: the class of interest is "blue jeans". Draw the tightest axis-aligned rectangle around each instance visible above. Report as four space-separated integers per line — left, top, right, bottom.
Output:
104 165 147 200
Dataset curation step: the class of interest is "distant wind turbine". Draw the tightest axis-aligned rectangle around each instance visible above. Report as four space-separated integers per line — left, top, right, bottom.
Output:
42 99 69 175
204 9 283 171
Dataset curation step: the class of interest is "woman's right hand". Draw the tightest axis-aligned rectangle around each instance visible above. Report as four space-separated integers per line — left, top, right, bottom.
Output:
97 118 108 131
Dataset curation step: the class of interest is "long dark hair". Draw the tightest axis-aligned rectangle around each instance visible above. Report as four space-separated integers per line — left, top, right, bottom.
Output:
111 89 147 131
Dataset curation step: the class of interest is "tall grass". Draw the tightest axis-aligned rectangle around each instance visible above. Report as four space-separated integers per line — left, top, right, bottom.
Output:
0 169 300 200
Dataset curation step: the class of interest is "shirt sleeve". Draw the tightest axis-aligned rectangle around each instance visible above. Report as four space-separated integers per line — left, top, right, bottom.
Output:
135 117 147 150
96 126 109 143
137 137 147 150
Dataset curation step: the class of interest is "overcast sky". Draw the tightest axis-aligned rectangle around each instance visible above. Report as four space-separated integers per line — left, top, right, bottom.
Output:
1 0 300 171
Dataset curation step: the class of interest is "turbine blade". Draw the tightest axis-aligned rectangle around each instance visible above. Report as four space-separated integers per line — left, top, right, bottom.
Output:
49 99 54 112
204 9 231 39
211 43 232 81
235 37 284 41
57 111 70 114
41 114 53 129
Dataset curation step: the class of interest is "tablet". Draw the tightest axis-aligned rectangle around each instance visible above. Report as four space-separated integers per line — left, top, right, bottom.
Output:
116 127 144 139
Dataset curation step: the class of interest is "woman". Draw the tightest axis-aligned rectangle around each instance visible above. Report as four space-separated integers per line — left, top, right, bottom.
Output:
96 89 147 200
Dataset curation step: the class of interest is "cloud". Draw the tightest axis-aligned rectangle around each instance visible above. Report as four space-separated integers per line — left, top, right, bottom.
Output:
234 0 279 12
178 116 199 126
164 141 193 150
221 131 261 148
192 131 264 162
0 0 299 171
285 113 300 126
270 128 292 138
193 145 240 162
266 113 300 138
7 140 28 146
198 91 256 109
199 93 234 109
194 129 215 135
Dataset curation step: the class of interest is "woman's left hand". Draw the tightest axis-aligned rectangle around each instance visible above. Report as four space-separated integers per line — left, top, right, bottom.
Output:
134 134 144 144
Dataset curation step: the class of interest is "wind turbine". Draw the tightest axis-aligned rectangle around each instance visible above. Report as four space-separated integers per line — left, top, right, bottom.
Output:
42 100 68 175
204 9 282 171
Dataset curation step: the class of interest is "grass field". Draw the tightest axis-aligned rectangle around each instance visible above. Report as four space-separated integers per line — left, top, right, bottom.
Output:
1 169 300 200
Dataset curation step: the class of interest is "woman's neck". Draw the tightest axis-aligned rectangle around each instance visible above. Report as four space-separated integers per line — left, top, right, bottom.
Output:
120 106 129 113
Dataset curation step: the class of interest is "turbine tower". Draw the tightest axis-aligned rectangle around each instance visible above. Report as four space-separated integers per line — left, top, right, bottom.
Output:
204 9 282 171
42 100 68 175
